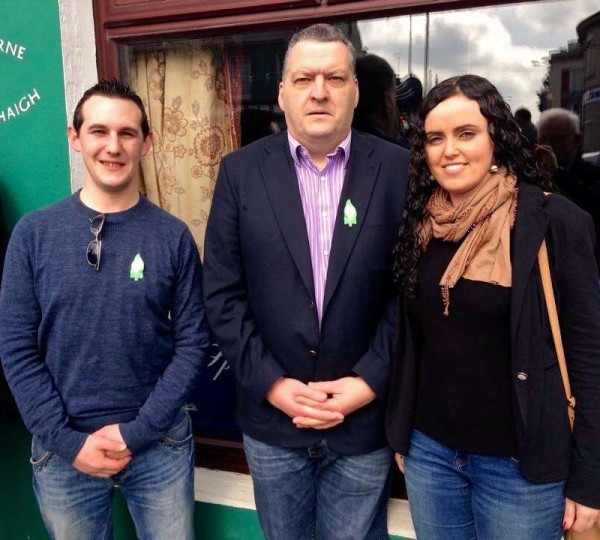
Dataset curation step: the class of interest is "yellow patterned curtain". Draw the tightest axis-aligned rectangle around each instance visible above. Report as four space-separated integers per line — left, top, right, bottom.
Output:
131 44 241 258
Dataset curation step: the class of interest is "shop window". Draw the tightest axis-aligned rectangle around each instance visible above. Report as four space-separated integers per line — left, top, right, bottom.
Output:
99 0 600 483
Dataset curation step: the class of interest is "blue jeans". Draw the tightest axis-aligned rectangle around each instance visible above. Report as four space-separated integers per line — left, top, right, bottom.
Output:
31 409 195 540
243 434 392 540
404 430 566 540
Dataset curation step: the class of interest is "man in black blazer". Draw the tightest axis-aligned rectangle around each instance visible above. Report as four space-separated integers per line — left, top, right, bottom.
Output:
204 24 408 539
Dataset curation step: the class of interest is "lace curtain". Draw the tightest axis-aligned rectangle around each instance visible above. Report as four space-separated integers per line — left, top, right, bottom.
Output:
131 44 241 257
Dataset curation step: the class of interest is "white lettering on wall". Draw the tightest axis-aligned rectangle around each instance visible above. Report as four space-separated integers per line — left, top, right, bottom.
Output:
0 88 41 123
0 38 27 60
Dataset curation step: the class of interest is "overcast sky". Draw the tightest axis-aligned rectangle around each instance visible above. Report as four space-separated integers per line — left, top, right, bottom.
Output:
358 0 598 121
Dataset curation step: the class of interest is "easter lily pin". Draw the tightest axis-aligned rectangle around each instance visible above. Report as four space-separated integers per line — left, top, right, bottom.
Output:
130 253 144 281
343 199 358 227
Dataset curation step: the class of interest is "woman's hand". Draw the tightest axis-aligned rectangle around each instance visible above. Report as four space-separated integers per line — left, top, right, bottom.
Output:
395 453 405 474
564 498 600 533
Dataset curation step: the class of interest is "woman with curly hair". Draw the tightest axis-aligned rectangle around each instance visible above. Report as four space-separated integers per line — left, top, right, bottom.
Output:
386 74 600 539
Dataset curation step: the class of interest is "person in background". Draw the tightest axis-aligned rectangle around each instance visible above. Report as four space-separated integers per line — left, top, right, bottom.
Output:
538 107 600 271
396 75 423 142
204 23 408 540
353 53 408 148
514 106 537 146
0 80 209 540
387 74 600 539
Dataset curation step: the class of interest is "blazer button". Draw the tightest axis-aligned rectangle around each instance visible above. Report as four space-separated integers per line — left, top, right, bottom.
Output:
310 301 316 310
309 349 318 358
517 372 528 381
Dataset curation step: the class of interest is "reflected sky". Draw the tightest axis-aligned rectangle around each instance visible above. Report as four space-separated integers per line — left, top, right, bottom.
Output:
359 0 598 121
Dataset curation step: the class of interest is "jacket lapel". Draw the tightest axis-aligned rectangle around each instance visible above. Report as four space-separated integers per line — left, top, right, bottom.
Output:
259 134 315 299
510 184 549 342
510 184 549 428
323 132 379 316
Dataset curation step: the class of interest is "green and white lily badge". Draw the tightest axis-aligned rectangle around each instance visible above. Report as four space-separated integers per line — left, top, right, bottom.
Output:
130 253 144 281
343 199 358 227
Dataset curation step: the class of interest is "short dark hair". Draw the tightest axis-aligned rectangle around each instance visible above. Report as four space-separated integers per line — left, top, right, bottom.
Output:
72 80 150 138
283 24 356 78
354 54 395 125
514 107 532 123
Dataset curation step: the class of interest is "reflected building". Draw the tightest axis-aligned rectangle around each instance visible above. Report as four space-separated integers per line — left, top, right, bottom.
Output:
547 41 583 115
545 10 600 152
578 10 600 152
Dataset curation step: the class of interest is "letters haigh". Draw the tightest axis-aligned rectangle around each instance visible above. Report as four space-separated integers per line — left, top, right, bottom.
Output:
0 88 41 123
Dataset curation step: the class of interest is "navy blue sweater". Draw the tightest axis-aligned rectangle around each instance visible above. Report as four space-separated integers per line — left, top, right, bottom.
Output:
0 193 209 463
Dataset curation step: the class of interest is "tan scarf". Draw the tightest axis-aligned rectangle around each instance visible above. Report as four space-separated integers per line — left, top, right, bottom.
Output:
420 168 518 315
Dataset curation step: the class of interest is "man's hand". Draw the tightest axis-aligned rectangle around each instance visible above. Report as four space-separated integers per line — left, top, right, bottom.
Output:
72 433 131 478
292 377 376 430
267 377 344 429
94 424 131 460
564 498 600 533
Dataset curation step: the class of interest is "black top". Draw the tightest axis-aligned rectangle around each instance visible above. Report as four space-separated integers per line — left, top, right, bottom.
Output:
408 238 517 456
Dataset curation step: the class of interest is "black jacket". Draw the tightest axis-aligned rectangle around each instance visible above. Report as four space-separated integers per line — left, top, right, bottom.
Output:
386 182 600 508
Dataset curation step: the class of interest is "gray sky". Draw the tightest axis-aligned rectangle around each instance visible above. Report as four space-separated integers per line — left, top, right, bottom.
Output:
358 0 598 121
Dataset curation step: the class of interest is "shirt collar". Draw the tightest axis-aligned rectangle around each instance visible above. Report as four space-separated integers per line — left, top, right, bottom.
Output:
287 131 352 168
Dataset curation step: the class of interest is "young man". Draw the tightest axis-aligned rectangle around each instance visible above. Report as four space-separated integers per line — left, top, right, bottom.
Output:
0 81 209 540
204 24 409 539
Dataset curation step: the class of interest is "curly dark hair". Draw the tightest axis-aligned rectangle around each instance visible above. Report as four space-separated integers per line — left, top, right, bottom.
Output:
392 74 552 296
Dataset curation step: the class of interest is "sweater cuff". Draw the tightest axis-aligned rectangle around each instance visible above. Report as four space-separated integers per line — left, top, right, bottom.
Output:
120 419 158 454
48 429 88 464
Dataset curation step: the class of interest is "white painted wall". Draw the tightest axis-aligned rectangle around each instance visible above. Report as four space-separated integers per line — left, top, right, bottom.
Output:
57 0 97 192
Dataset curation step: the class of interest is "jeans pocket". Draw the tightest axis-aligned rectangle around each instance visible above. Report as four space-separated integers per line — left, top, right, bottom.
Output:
30 437 54 471
161 410 193 450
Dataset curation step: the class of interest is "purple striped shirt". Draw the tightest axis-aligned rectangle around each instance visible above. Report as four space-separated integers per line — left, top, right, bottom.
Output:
288 131 352 323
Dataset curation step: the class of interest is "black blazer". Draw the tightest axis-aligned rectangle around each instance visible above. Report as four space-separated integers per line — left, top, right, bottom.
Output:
204 130 408 454
386 182 600 508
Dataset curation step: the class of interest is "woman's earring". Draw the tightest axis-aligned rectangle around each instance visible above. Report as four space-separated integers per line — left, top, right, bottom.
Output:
489 164 499 173
429 174 435 181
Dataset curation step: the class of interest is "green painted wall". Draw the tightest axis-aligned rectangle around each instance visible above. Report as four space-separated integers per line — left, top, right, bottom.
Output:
0 0 70 232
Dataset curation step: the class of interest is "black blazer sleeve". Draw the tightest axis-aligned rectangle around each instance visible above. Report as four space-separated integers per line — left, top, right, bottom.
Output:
548 196 600 507
203 156 286 404
352 291 399 398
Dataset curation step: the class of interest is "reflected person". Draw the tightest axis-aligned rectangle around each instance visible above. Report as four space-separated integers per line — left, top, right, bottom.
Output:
538 107 600 271
353 53 408 147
